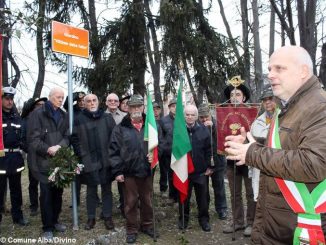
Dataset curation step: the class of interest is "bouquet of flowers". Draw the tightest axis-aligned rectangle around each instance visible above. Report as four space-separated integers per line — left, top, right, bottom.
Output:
48 147 84 188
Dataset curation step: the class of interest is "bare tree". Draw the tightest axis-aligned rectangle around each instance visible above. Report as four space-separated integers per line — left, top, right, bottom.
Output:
320 43 326 86
33 0 46 98
0 0 20 87
297 0 317 73
270 0 296 45
144 0 162 106
252 0 263 98
269 2 275 56
241 0 250 82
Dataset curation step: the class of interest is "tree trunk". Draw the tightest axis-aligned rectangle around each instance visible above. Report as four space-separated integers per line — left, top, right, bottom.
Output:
88 0 101 66
33 0 46 98
252 0 263 100
270 0 296 45
269 2 275 56
6 49 20 88
182 55 198 105
131 0 146 96
1 0 9 86
280 0 285 46
319 43 326 87
217 0 242 63
241 0 250 82
297 0 317 72
144 0 162 106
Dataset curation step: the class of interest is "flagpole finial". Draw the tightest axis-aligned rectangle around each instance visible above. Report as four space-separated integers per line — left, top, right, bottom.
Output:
228 75 244 88
178 60 184 70
146 77 153 88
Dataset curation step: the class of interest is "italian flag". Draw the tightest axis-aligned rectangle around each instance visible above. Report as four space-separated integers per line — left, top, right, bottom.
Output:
171 82 194 204
144 90 159 169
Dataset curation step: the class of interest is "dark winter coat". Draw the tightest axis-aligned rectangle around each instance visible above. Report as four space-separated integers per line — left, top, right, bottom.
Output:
70 109 116 185
0 109 25 175
109 114 151 178
160 113 174 157
187 122 212 182
246 76 326 244
27 102 69 183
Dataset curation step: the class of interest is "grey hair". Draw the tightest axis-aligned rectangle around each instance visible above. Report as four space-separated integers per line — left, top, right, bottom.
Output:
296 46 313 74
48 87 64 98
184 104 198 119
84 94 98 102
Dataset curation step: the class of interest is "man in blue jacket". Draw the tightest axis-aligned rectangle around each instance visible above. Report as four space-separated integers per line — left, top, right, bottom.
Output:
178 104 213 232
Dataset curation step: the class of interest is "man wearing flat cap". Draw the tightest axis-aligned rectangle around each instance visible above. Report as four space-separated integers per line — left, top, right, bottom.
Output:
152 102 162 121
0 87 28 226
110 94 157 243
160 98 178 202
222 83 255 237
198 104 228 221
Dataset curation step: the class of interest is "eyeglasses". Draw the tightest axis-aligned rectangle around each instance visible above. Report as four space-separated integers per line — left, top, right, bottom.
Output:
107 99 119 103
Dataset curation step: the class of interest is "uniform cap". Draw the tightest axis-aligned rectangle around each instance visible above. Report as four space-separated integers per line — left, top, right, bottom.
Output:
2 87 16 98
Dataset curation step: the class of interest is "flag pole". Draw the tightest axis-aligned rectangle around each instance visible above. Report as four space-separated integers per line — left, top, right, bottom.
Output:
152 173 157 242
228 77 243 241
182 203 185 233
145 84 157 242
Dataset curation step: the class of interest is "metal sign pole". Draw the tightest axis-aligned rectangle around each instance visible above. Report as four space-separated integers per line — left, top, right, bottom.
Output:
67 55 78 230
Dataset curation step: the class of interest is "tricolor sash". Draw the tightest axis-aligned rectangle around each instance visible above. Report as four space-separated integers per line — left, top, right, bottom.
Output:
269 108 326 245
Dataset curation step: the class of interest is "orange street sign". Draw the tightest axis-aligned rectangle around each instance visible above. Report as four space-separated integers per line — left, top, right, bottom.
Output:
51 21 89 58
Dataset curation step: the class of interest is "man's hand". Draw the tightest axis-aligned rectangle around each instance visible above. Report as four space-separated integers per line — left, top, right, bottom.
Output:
115 175 125 182
224 132 256 165
147 152 153 163
203 120 213 127
204 168 214 176
225 127 247 144
47 145 61 156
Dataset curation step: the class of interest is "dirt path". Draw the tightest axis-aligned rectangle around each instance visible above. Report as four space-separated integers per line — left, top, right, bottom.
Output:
0 171 251 245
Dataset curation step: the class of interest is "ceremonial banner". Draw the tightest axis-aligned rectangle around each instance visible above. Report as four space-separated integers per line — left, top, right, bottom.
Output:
0 35 4 156
216 105 259 153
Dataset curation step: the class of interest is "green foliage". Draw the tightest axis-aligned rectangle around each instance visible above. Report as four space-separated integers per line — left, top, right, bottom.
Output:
48 147 80 189
160 0 240 103
74 1 147 99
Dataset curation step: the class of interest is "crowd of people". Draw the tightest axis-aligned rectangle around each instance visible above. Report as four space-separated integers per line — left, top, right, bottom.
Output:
0 45 325 244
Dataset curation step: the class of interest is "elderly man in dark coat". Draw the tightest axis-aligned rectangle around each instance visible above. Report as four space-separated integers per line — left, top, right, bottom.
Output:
109 94 157 244
27 87 69 241
71 94 116 230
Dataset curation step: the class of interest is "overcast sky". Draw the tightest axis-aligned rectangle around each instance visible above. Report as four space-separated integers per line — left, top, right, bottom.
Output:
7 0 324 105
